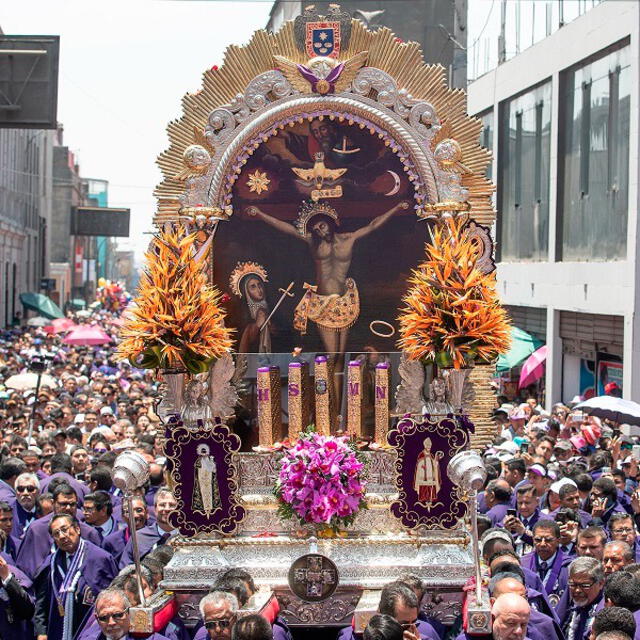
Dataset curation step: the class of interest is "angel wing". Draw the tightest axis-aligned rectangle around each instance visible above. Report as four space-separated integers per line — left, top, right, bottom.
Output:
394 353 426 415
209 353 239 420
333 51 369 93
291 167 316 181
273 55 312 94
324 167 348 181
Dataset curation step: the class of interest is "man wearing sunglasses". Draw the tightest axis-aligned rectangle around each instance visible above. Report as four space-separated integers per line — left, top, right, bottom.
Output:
33 513 117 640
12 471 39 538
82 587 170 640
197 591 238 640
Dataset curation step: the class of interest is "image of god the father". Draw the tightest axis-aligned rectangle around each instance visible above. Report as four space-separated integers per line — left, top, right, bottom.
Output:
413 437 444 506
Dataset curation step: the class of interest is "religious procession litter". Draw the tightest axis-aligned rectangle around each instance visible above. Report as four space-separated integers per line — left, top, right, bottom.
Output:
1 7 639 640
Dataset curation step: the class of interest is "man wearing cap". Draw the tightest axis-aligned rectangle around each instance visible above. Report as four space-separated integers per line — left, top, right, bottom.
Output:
553 440 574 465
604 382 622 398
528 464 549 500
548 481 593 528
522 520 572 608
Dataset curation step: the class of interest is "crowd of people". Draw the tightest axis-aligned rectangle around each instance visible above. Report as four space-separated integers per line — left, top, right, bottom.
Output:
1 310 640 640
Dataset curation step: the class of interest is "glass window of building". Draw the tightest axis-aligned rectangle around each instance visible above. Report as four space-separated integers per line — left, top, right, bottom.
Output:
478 109 494 181
498 81 551 262
558 40 630 261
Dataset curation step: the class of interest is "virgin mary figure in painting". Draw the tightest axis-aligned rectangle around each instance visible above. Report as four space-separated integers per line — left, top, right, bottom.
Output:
193 443 221 516
229 262 272 353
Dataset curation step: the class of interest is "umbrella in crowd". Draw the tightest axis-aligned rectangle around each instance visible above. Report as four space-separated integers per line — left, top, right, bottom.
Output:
518 345 548 389
18 292 64 319
575 395 640 426
497 327 543 372
26 316 51 327
5 371 60 390
62 324 112 346
46 317 77 334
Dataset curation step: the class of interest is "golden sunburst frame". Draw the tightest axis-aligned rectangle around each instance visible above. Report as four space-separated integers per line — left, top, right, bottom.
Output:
152 5 498 447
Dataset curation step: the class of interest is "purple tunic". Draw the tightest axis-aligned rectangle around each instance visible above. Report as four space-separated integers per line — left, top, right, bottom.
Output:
33 540 118 640
11 501 37 539
39 471 90 504
0 554 34 639
118 523 168 569
0 480 16 508
15 511 102 578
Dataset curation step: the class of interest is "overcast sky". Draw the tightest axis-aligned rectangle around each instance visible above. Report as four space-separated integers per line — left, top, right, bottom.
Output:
0 0 273 259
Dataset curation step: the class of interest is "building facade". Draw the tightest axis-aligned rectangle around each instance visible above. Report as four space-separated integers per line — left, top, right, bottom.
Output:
467 0 639 404
0 128 55 327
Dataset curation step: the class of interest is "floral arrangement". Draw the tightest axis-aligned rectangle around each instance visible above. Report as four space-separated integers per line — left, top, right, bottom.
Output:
275 429 367 530
117 224 234 374
397 217 511 368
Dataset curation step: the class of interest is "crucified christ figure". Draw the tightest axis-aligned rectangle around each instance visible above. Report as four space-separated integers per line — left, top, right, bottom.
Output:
247 200 409 405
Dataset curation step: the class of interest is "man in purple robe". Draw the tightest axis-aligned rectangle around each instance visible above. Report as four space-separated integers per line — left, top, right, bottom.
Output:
11 472 40 538
103 495 148 562
336 582 440 640
119 488 177 569
0 457 26 508
83 490 119 543
0 551 34 638
39 453 90 504
558 557 605 640
521 520 571 608
34 513 117 640
485 479 514 527
77 588 170 640
16 483 101 578
0 502 19 561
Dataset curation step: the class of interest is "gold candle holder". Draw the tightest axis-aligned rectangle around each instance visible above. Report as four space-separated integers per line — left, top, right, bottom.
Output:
374 362 390 444
347 360 363 438
314 356 331 435
287 361 311 440
257 365 281 446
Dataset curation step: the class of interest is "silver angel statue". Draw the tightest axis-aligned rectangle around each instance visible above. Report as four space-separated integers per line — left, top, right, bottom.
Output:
181 374 212 427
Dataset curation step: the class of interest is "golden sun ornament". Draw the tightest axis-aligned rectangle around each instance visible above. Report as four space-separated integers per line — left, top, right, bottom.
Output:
246 170 270 194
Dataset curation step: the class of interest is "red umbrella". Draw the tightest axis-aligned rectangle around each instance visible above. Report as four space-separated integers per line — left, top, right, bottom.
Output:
47 317 77 334
62 324 112 346
518 345 548 389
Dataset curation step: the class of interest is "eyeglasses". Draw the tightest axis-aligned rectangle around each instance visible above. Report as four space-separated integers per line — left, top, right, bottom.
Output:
533 537 558 544
568 581 596 591
96 609 128 623
612 528 635 534
204 618 234 630
51 524 77 539
16 486 37 493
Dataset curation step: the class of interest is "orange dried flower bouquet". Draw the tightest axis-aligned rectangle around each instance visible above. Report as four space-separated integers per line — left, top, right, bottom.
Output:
397 217 511 369
117 224 234 373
